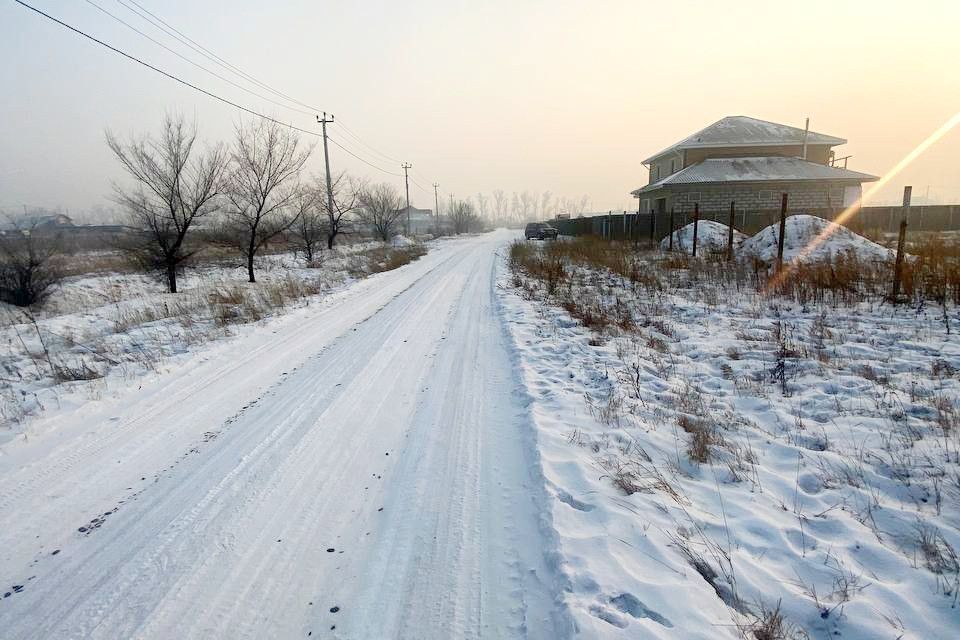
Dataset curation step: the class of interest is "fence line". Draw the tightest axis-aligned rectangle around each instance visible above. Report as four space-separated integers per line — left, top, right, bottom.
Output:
551 204 960 242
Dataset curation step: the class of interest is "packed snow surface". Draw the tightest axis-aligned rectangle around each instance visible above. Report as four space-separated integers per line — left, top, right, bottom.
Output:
0 232 572 639
742 214 895 263
660 219 746 253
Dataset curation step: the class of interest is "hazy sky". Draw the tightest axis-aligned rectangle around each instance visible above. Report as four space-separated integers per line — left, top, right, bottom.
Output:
2 0 959 217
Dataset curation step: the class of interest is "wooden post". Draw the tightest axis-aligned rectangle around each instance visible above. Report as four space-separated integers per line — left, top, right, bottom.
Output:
692 203 700 257
668 207 675 251
649 208 656 243
891 186 912 303
727 201 735 261
776 193 788 273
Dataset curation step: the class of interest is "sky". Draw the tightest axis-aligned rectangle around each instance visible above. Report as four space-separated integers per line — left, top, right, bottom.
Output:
2 0 959 218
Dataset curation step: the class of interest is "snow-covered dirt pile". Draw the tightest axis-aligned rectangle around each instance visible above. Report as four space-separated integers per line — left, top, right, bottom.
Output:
742 214 895 263
500 239 960 638
0 241 427 433
661 220 747 253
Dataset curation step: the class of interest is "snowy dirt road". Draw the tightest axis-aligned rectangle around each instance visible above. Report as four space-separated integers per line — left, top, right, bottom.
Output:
0 231 572 640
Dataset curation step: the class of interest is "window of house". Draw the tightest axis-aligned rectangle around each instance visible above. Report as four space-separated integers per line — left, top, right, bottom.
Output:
641 198 650 213
653 165 660 181
670 159 677 174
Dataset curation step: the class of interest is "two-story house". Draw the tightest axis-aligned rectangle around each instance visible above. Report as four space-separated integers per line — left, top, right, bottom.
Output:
631 116 878 222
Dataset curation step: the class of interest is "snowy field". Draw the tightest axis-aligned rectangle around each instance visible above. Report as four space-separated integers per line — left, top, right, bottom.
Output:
0 240 424 435
501 230 960 638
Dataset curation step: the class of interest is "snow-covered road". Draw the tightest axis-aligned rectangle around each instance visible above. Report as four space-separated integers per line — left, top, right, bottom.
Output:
0 231 572 639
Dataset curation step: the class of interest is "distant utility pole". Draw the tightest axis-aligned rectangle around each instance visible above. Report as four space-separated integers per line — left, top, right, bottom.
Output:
401 162 412 235
317 113 335 225
433 183 440 234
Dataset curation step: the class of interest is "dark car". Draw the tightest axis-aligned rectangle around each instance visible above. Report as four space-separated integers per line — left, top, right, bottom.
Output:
524 222 559 240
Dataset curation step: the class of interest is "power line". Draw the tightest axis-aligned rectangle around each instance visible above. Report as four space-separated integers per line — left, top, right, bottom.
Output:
335 117 404 165
83 0 314 116
12 0 415 182
110 0 418 175
326 136 404 177
12 0 321 137
116 0 319 113
114 0 432 188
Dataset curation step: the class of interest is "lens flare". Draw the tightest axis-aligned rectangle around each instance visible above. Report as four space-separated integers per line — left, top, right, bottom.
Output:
767 111 960 288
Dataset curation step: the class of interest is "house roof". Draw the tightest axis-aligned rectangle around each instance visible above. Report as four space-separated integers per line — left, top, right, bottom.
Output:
642 116 847 164
631 156 878 196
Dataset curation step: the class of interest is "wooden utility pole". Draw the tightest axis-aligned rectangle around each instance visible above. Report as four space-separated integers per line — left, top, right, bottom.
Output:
692 203 700 257
776 193 788 272
891 186 912 303
727 201 736 261
317 113 336 228
401 162 413 235
649 209 656 243
432 183 440 235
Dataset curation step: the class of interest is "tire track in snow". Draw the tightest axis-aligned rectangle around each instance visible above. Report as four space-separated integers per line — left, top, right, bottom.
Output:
0 233 572 639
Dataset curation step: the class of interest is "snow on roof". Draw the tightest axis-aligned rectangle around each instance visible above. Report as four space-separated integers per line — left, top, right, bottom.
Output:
632 156 877 195
643 116 847 164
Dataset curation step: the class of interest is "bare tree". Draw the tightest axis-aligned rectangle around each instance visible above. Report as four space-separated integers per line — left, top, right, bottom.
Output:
449 199 480 235
320 172 362 249
492 189 507 223
223 119 313 283
576 195 591 216
476 193 489 223
358 183 405 241
107 114 228 293
288 188 324 263
540 191 553 219
0 216 63 307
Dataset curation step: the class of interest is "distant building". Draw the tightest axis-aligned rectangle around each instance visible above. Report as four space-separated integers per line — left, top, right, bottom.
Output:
1 213 74 231
631 116 878 220
396 205 435 235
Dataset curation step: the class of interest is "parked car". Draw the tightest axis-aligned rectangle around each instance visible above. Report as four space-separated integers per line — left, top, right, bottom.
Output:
524 222 559 240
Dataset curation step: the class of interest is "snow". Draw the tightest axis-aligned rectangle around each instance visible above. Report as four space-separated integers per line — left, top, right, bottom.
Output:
391 233 415 247
498 241 960 638
662 215 896 265
660 219 747 253
742 214 895 263
0 231 572 639
2 229 956 639
0 241 399 432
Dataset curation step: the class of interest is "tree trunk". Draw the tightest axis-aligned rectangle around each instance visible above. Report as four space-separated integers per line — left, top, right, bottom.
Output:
327 231 336 250
247 230 258 283
166 262 178 293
